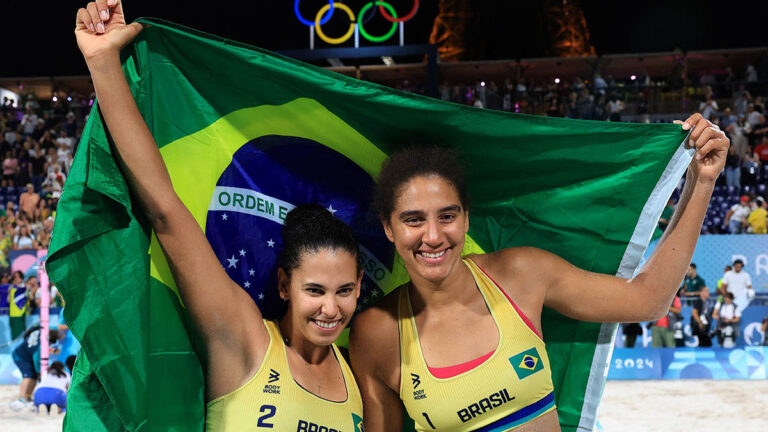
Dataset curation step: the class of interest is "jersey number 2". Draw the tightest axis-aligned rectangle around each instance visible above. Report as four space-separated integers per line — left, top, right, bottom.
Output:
257 405 277 428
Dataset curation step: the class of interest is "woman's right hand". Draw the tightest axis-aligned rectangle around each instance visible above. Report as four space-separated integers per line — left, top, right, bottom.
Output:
75 0 143 62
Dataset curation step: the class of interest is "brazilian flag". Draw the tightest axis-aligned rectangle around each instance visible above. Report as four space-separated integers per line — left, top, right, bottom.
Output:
47 18 692 432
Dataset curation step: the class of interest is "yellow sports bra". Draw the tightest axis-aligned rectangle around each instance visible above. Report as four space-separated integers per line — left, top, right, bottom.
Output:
206 320 364 432
398 258 555 431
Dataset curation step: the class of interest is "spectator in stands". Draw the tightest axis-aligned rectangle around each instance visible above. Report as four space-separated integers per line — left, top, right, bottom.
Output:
699 95 719 120
745 103 765 132
4 200 17 222
724 146 742 189
720 107 737 130
20 107 38 138
38 130 55 152
725 195 751 233
721 259 754 314
0 134 9 156
13 224 35 250
713 292 740 348
7 270 29 340
19 183 38 219
64 112 78 138
682 263 707 297
593 73 607 95
651 293 682 348
33 360 70 415
621 322 643 348
55 129 74 150
29 142 46 191
32 277 63 308
2 150 18 182
747 197 767 234
733 88 750 118
691 287 712 347
607 94 623 122
755 136 768 163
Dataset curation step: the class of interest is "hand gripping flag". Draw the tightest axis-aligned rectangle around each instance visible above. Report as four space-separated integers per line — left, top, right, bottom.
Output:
47 18 692 432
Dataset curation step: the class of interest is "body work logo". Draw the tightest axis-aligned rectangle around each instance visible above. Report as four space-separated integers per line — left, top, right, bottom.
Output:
204 136 394 315
509 347 544 379
268 369 280 383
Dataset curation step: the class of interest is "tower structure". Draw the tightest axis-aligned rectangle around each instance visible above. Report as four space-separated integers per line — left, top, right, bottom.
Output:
544 0 596 57
429 0 471 62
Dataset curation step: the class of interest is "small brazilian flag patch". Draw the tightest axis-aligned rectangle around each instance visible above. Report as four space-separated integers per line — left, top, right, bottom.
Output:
509 347 544 380
353 413 365 432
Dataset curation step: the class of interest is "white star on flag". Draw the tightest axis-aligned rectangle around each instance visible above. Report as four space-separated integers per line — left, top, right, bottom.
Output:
258 293 264 300
226 255 238 268
249 269 255 276
244 281 251 288
267 239 275 248
327 204 337 215
239 249 246 256
221 213 228 221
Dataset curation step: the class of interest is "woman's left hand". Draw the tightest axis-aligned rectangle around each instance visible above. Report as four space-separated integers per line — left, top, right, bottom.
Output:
674 113 730 183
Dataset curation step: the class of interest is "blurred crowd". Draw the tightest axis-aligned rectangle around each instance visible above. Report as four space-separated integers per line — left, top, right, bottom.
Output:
0 94 87 272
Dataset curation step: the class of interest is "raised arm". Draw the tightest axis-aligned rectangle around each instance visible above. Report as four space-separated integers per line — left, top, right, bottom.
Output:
75 0 267 398
510 113 728 323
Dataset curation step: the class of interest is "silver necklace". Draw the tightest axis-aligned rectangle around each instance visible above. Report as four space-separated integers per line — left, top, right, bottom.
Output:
284 336 330 392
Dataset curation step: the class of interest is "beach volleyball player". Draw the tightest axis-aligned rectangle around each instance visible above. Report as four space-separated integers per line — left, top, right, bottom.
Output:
350 119 727 431
75 2 365 430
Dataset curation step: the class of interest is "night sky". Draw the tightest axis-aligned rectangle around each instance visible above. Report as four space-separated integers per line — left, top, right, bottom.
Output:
5 0 768 77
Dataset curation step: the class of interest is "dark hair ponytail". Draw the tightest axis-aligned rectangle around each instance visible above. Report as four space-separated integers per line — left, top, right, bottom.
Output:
48 361 67 378
278 204 362 275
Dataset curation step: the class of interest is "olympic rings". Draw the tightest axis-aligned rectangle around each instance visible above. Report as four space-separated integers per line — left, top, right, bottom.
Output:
314 2 356 45
298 0 419 45
294 0 335 27
358 2 398 43
378 0 419 23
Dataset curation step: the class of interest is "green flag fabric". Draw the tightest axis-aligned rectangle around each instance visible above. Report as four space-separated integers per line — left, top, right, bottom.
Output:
47 18 692 432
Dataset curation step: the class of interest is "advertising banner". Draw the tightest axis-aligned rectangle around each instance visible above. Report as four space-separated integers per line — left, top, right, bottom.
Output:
609 347 768 380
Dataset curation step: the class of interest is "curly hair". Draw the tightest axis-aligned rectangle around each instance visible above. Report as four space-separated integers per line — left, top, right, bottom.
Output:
374 146 468 221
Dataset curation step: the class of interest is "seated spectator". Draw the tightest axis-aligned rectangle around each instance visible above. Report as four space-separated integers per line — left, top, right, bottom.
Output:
713 292 740 348
19 183 39 219
681 263 707 297
4 201 17 223
13 224 35 250
725 195 751 233
748 197 767 234
755 136 768 163
691 288 712 347
33 361 70 415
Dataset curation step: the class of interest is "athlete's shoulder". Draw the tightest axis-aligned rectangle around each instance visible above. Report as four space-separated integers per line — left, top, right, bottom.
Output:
351 285 401 337
469 246 552 276
349 285 402 392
